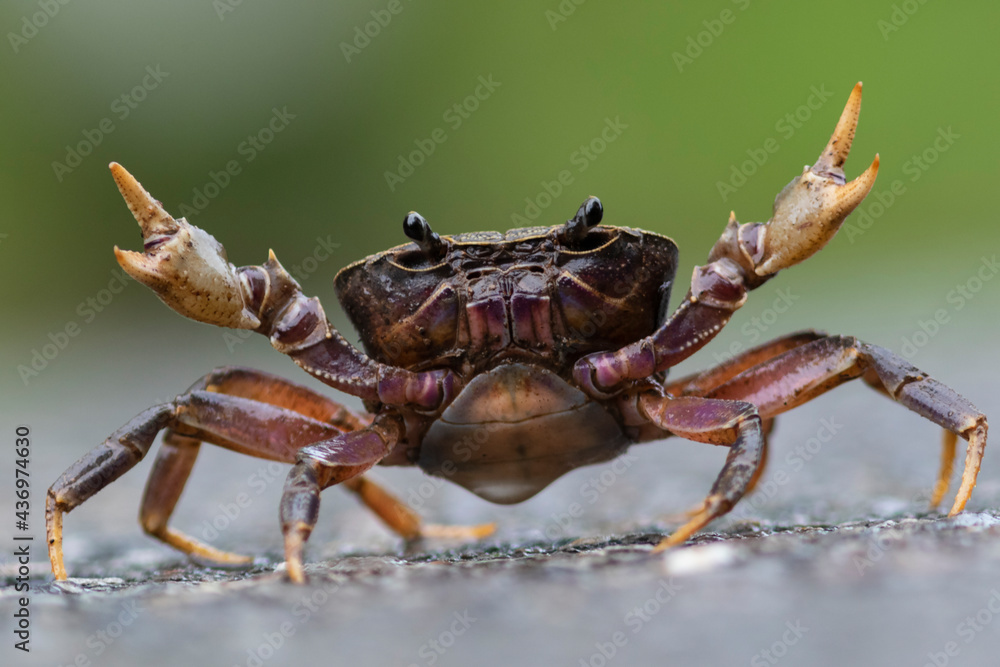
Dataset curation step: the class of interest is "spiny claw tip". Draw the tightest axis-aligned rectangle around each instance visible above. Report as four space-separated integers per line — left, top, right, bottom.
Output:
109 162 179 236
814 83 865 174
113 245 150 275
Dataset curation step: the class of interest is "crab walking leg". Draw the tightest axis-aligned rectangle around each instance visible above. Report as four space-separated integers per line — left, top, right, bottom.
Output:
139 432 254 564
189 367 490 539
636 396 764 551
661 332 829 495
663 330 827 397
193 366 370 431
109 162 456 412
656 330 816 495
46 376 348 579
340 476 422 538
340 477 496 541
705 336 988 516
574 84 879 397
280 412 405 583
662 333 957 509
855 368 958 510
930 431 959 510
47 406 173 580
137 366 366 566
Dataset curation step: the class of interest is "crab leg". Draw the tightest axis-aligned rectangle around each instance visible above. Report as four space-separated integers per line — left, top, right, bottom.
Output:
280 412 404 583
136 367 368 568
46 372 347 580
47 366 485 580
574 84 878 397
47 405 173 580
931 431 959 510
340 476 495 541
109 162 457 412
662 331 829 494
139 431 256 565
657 330 959 508
635 396 764 551
663 330 827 397
704 335 987 516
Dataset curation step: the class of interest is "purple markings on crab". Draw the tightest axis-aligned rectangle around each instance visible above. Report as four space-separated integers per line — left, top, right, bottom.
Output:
270 298 323 352
406 284 459 348
377 367 455 410
511 293 554 349
555 272 611 338
574 342 656 397
298 426 394 472
467 284 510 352
238 266 269 312
290 332 381 404
177 391 338 462
690 260 747 311
379 283 459 367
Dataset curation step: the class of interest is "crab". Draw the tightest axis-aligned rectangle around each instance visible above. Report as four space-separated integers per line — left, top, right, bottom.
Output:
47 83 987 584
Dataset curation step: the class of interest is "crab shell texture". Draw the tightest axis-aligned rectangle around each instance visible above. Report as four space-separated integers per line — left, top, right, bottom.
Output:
337 225 679 503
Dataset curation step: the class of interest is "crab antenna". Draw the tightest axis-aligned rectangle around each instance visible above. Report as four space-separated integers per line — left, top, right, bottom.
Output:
813 82 862 178
109 162 180 237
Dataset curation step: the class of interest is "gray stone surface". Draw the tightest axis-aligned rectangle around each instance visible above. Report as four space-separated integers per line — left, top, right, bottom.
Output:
9 512 1000 667
4 314 1000 667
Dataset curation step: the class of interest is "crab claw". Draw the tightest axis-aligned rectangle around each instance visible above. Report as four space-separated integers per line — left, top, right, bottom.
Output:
110 162 261 330
754 83 879 276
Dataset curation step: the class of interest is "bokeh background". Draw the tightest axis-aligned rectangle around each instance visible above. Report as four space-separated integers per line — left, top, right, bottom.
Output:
2 2 1000 666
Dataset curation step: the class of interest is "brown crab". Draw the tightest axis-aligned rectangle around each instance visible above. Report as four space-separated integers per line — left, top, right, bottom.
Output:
47 83 987 583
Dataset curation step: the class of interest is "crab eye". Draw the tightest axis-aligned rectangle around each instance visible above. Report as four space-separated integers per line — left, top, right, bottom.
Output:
583 196 603 227
402 211 445 257
403 211 429 242
561 196 604 243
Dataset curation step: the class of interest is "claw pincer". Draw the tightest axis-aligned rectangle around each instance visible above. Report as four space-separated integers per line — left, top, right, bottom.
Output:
110 162 262 330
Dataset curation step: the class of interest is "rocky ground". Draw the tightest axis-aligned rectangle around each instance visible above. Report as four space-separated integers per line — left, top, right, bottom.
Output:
4 323 1000 667
8 510 1000 667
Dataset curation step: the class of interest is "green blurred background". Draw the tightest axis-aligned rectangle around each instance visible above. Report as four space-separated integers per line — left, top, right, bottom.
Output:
2 0 998 318
2 0 999 536
4 4 1000 664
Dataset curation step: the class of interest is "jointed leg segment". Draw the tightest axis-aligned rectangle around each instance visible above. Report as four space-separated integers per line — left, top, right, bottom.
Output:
47 405 173 580
706 335 987 516
634 334 985 551
48 365 494 581
280 412 404 583
341 477 496 541
637 395 764 551
48 367 372 580
139 431 253 565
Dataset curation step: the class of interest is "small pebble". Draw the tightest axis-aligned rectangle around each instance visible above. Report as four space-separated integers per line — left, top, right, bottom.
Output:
661 543 738 576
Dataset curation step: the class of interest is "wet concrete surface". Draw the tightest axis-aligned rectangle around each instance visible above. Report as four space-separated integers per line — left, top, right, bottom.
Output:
4 319 1000 667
